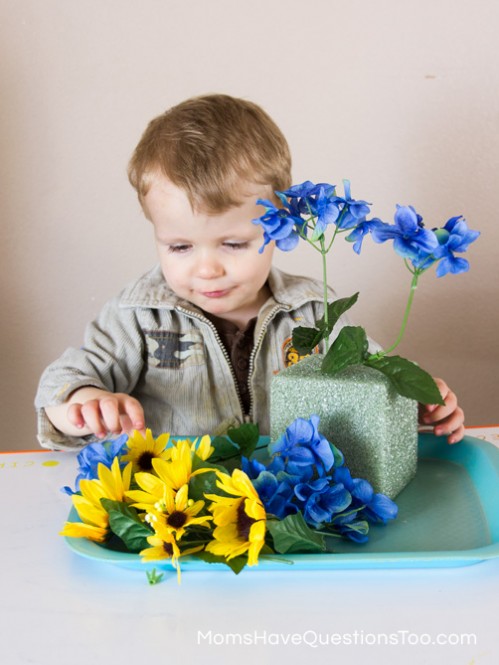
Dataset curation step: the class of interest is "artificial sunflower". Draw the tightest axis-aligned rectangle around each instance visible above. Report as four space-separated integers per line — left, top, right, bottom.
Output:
205 469 267 566
125 471 166 512
145 483 212 539
187 434 214 461
60 457 132 542
147 438 214 491
139 520 203 583
121 429 171 472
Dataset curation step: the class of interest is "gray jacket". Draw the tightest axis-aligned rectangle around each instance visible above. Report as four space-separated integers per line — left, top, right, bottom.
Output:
35 265 366 450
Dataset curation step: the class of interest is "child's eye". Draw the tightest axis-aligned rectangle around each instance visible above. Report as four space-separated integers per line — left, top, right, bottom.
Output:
223 241 249 250
168 244 192 254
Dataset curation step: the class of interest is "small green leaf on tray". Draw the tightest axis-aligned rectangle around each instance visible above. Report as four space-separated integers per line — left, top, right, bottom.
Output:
146 568 164 585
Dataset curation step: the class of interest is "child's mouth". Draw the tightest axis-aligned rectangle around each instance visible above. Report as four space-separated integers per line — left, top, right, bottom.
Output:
201 289 232 298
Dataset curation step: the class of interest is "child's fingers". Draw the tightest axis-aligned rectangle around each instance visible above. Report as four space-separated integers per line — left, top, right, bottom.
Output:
122 397 145 432
418 376 465 444
422 389 458 425
447 423 466 445
433 406 465 439
66 393 145 439
79 399 107 438
99 397 123 434
67 403 86 429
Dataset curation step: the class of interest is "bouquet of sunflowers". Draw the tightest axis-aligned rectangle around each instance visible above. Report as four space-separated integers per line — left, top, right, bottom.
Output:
61 416 398 582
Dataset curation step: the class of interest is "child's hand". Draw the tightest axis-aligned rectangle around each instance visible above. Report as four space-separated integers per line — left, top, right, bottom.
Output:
67 389 146 438
45 387 145 438
418 377 465 444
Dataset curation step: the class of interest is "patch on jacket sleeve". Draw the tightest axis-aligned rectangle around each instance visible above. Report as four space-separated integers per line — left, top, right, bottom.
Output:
145 330 205 369
281 336 318 367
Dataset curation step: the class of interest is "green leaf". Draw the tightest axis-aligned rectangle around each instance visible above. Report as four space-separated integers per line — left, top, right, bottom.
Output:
146 568 164 585
311 225 325 242
266 513 326 554
106 508 153 552
329 441 346 468
365 355 445 405
100 498 142 523
317 292 359 335
195 550 248 575
188 462 224 502
292 325 326 355
227 423 260 458
321 325 368 375
292 294 360 355
191 453 226 473
209 435 239 463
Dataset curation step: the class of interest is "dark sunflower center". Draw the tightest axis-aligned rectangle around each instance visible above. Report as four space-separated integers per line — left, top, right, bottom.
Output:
167 510 188 529
163 542 174 555
237 500 256 540
137 451 155 471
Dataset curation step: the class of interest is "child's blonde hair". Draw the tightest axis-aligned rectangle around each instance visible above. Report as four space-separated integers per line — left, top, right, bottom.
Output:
128 94 292 213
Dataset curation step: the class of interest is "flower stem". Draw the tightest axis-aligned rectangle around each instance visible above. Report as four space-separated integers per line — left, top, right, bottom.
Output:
320 236 330 353
377 272 420 357
326 210 345 253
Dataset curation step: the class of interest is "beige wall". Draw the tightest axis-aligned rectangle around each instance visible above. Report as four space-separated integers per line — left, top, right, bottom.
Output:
1 0 498 451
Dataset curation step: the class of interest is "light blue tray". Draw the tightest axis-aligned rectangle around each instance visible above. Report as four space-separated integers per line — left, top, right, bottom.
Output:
64 433 499 572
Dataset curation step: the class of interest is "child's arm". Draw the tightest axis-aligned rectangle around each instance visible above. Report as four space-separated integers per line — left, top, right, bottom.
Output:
44 387 145 439
419 377 465 444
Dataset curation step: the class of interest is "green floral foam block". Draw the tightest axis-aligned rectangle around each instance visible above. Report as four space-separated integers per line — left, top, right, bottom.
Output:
270 355 418 499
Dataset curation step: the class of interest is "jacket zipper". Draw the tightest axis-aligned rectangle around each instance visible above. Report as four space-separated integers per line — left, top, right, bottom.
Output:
175 306 246 418
246 304 289 422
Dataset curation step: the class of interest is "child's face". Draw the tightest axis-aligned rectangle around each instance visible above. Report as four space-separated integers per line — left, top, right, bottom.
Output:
144 175 275 328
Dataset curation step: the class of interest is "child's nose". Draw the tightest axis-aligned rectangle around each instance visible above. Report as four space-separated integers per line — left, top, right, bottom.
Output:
196 252 224 279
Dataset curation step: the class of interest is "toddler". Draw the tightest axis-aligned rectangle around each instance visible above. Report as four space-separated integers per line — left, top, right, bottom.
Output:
35 94 464 449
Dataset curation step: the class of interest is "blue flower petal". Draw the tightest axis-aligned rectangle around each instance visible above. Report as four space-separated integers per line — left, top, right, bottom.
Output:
351 478 374 503
394 205 419 234
276 233 300 251
364 493 398 523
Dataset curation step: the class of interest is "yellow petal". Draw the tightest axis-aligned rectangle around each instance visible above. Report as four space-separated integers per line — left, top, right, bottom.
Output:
139 545 170 561
209 503 239 527
122 461 133 491
185 499 206 517
72 495 108 528
60 521 108 542
186 515 212 528
175 484 189 511
244 498 267 521
154 432 170 453
125 489 158 505
206 539 248 560
163 484 176 513
134 472 165 496
193 435 214 461
212 522 239 541
78 479 106 507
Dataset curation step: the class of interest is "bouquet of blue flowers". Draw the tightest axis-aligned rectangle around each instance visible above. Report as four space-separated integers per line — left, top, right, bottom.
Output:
253 181 480 405
60 418 397 582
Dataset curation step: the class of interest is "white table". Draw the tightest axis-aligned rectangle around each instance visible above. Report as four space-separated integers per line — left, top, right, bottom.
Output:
1 428 498 665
